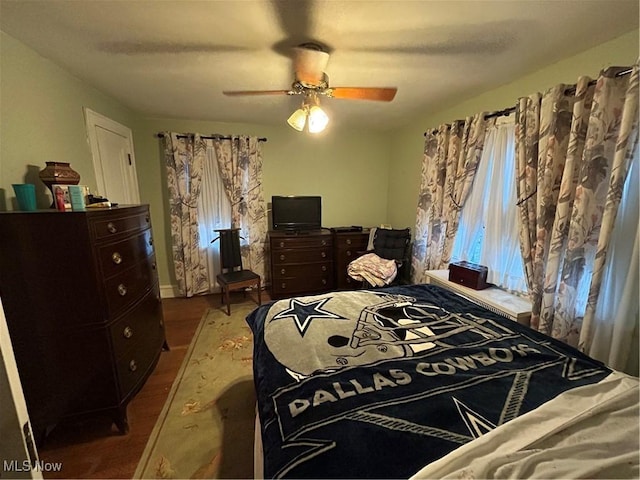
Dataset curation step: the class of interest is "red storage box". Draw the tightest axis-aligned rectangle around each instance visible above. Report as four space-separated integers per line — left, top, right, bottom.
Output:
448 261 489 290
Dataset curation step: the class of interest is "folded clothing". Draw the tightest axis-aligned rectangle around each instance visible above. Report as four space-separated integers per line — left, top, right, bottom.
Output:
347 252 398 287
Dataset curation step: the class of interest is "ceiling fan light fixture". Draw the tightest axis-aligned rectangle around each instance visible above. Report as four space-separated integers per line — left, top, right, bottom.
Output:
287 94 329 134
307 105 329 133
287 107 307 131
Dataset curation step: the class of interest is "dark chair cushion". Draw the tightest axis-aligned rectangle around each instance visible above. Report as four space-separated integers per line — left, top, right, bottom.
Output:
373 228 411 263
217 269 260 286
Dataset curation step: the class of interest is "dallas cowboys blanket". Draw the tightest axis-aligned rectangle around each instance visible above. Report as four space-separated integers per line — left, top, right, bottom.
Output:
246 284 611 479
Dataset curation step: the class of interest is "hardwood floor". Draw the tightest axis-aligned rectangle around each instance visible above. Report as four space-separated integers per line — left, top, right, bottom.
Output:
37 292 261 479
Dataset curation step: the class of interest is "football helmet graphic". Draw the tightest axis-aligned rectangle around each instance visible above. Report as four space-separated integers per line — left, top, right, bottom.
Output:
264 291 441 378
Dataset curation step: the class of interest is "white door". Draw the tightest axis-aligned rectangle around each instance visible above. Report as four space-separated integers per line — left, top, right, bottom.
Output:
0 298 43 479
84 108 140 205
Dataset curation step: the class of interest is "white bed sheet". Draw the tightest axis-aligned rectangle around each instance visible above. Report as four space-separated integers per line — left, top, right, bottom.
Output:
411 371 639 479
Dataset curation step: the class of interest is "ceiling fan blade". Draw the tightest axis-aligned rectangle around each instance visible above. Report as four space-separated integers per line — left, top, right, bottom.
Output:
293 44 330 86
327 87 397 102
223 90 292 96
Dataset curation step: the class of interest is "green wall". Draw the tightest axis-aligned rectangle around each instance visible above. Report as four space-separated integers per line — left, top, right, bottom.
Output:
0 32 138 210
135 118 390 286
387 29 639 231
1 28 638 291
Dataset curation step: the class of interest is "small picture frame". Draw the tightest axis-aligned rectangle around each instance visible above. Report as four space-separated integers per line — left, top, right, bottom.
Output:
52 184 71 211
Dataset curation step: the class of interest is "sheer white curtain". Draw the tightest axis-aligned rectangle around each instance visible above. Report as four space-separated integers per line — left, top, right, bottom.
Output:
451 115 527 293
589 149 639 375
196 141 232 292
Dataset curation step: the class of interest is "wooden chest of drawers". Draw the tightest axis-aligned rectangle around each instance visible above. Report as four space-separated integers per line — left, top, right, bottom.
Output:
333 230 370 290
269 230 334 299
0 205 165 443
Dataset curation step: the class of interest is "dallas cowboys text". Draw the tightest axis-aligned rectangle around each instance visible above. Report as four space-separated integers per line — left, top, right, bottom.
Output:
289 343 541 418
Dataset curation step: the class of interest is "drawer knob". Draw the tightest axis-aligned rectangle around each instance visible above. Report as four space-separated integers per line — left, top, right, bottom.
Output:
346 239 352 245
321 265 327 272
321 240 326 246
123 326 133 339
346 250 352 257
129 359 137 372
279 241 285 248
107 222 117 234
280 254 285 261
111 252 123 264
117 284 128 296
280 268 286 275
281 282 286 289
322 279 327 285
321 252 326 258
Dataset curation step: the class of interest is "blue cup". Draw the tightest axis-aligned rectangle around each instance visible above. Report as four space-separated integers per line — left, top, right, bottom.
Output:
12 184 37 211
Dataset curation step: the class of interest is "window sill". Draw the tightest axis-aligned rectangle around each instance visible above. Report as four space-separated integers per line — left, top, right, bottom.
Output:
424 269 532 325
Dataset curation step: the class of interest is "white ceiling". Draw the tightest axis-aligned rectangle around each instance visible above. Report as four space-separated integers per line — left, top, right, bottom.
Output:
1 0 638 131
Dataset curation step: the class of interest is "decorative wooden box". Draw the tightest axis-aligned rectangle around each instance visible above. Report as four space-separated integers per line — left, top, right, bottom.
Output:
448 261 489 290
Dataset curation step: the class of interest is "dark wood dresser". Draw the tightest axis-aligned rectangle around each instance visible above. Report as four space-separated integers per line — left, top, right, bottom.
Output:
0 205 165 443
269 230 334 299
333 230 370 290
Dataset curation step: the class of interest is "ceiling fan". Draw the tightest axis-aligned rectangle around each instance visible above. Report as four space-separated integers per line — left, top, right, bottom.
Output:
223 43 397 132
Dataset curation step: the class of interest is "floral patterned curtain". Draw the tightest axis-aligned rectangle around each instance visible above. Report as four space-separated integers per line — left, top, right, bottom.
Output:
515 65 639 350
212 136 268 282
163 133 209 297
412 114 487 283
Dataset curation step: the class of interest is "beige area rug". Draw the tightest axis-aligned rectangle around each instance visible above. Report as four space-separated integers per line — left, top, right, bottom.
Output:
134 301 258 479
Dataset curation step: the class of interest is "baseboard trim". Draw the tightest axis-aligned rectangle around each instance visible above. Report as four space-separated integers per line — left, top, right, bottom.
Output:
159 284 179 299
159 284 227 298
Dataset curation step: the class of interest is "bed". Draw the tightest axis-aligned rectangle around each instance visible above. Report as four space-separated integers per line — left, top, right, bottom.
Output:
246 284 639 479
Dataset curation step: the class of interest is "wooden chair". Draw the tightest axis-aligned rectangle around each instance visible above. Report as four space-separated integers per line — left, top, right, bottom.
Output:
213 228 261 315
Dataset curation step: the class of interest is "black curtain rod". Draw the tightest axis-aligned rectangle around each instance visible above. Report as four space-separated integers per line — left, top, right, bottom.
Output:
484 107 515 120
157 133 267 142
424 67 634 137
563 67 632 96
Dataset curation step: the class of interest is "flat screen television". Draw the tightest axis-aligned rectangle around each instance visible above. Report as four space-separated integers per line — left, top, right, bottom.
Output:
272 195 322 232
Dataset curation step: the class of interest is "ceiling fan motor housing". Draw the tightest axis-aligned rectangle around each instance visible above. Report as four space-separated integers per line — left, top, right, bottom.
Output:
223 44 397 103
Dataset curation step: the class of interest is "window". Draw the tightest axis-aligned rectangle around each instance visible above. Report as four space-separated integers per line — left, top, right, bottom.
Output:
451 115 528 293
196 141 232 291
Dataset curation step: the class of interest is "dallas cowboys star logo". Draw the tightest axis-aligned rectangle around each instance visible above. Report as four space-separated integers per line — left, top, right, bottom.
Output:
271 297 341 336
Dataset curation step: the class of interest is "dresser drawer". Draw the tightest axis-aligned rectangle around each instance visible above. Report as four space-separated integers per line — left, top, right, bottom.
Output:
110 287 164 376
114 324 163 401
272 262 333 280
271 235 332 250
272 247 332 265
335 250 365 281
335 235 368 250
335 247 364 263
91 209 151 241
104 255 158 318
272 275 334 296
97 228 154 278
